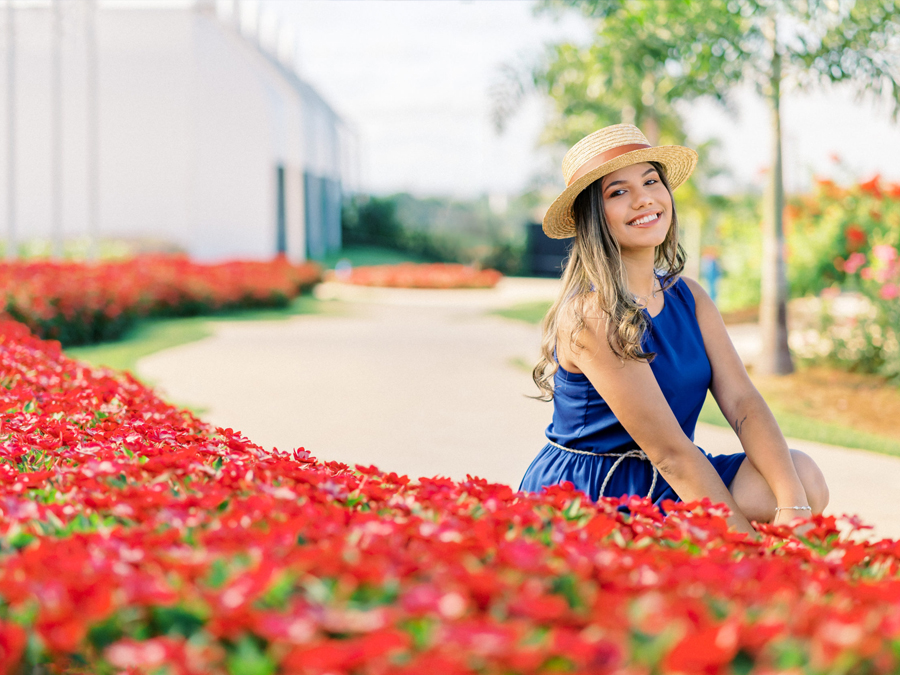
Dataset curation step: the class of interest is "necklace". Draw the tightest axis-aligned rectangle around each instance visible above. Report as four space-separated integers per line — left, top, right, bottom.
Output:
632 277 660 308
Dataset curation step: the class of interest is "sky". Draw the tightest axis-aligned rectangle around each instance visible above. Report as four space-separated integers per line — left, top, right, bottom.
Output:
261 0 900 198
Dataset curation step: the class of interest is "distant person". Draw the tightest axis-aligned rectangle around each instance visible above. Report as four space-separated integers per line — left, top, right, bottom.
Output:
334 258 353 282
700 246 722 304
518 124 828 536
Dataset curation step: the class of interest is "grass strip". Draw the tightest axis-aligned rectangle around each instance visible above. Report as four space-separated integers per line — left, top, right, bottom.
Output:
493 300 553 325
321 245 431 269
698 394 900 457
65 295 325 374
65 317 212 375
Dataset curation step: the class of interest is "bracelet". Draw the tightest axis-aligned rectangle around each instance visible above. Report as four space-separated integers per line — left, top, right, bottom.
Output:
774 506 812 512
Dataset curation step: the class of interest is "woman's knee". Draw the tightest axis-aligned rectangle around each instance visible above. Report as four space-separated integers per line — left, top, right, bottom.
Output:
729 457 775 523
790 449 829 514
729 451 829 523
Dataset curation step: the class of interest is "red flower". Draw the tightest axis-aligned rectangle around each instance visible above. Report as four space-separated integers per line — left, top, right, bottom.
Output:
844 252 867 274
663 622 740 674
845 224 867 251
858 174 883 199
881 283 900 300
2 271 900 674
0 621 26 674
328 263 503 289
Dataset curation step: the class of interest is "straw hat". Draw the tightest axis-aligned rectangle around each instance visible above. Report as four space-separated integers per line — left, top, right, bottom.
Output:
543 124 698 239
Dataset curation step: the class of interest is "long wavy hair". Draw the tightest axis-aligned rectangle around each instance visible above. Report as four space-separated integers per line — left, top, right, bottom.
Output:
532 161 686 401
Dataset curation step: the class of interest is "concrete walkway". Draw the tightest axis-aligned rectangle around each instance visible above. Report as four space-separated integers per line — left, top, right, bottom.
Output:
139 278 900 541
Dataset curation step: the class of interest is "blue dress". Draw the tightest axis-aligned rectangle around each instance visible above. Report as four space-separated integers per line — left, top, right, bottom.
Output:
519 277 746 506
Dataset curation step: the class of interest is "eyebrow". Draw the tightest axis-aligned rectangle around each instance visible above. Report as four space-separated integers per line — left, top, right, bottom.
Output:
603 167 658 191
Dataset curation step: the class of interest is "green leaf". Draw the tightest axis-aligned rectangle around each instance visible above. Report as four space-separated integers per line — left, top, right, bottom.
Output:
261 572 296 609
550 573 582 609
8 530 35 550
88 615 126 651
731 650 756 675
151 606 207 638
205 559 230 589
402 617 435 650
226 635 276 675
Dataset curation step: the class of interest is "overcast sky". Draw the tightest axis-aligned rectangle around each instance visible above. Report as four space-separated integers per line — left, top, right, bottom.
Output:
262 0 900 198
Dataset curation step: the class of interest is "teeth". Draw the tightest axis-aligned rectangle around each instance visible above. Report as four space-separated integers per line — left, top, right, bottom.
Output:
629 213 658 226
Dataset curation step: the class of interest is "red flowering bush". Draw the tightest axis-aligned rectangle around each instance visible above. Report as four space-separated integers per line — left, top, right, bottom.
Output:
785 175 900 380
0 256 322 346
2 321 900 673
328 263 502 289
785 174 900 296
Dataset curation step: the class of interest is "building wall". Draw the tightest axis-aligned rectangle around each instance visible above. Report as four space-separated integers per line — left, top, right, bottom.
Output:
189 11 306 260
266 65 345 260
0 1 346 262
99 8 195 247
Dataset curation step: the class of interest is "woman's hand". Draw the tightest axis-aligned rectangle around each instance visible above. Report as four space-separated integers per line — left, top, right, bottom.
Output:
773 506 814 536
730 517 761 540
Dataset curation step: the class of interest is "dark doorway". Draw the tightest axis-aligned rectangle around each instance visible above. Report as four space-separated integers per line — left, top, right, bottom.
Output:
276 165 287 255
526 222 571 277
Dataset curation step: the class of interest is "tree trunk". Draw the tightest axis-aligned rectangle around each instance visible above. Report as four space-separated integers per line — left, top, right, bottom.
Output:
757 17 794 375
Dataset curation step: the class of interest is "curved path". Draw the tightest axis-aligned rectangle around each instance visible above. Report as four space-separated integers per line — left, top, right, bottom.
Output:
139 279 900 541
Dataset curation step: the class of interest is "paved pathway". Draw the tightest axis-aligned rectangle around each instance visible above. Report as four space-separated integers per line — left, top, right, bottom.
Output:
139 279 900 541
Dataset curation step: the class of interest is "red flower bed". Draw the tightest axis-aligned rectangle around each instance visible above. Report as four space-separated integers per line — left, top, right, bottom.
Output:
1 321 900 673
329 263 502 289
0 256 322 346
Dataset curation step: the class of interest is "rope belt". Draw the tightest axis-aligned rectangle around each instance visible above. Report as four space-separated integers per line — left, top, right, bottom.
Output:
547 440 659 499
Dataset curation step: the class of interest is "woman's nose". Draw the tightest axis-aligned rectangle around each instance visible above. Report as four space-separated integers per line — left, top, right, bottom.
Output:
631 187 654 209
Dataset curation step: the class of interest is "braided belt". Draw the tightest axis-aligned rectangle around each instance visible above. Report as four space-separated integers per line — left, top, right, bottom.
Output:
547 440 659 499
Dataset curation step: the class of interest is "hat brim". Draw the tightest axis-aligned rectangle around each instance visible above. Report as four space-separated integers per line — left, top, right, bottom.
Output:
542 145 698 239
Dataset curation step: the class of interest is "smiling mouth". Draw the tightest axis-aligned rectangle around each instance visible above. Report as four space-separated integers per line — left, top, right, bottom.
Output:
627 212 663 227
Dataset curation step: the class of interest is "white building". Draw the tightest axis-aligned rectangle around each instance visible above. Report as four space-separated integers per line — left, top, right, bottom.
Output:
1 0 353 261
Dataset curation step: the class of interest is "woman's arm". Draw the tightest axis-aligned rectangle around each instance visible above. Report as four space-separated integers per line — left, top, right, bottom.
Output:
557 300 757 535
681 278 809 523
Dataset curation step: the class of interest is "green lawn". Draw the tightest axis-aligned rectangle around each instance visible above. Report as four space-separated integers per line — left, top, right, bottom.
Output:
321 245 431 269
66 316 212 375
497 300 900 456
493 300 553 325
698 393 900 457
65 295 327 375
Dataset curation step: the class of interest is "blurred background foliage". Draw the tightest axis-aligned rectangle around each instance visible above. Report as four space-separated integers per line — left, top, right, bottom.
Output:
342 169 900 382
342 0 899 383
341 192 541 275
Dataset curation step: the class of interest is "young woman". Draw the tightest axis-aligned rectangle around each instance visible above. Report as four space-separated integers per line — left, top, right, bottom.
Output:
519 124 829 535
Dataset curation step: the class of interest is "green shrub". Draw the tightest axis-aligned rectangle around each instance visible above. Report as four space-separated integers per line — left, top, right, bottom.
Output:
341 194 527 275
787 176 900 382
786 176 900 297
341 195 405 249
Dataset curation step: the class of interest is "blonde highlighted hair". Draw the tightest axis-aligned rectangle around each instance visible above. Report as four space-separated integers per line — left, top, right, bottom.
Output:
532 161 686 401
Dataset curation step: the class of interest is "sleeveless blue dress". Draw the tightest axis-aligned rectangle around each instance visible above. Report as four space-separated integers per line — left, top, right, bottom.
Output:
519 277 746 506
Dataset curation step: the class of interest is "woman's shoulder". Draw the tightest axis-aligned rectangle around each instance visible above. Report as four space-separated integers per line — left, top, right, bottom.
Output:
554 291 616 368
673 275 723 326
557 287 616 325
556 291 601 337
676 275 711 304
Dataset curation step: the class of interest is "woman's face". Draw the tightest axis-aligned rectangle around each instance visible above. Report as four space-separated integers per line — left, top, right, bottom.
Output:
599 162 672 253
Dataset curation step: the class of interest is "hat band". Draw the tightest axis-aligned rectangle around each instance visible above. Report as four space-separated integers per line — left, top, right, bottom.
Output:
566 143 651 187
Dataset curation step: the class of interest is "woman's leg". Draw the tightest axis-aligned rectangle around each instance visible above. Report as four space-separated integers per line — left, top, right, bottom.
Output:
728 450 830 524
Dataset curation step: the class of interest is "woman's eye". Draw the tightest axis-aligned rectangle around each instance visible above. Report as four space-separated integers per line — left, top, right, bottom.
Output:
609 189 625 197
645 179 658 186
